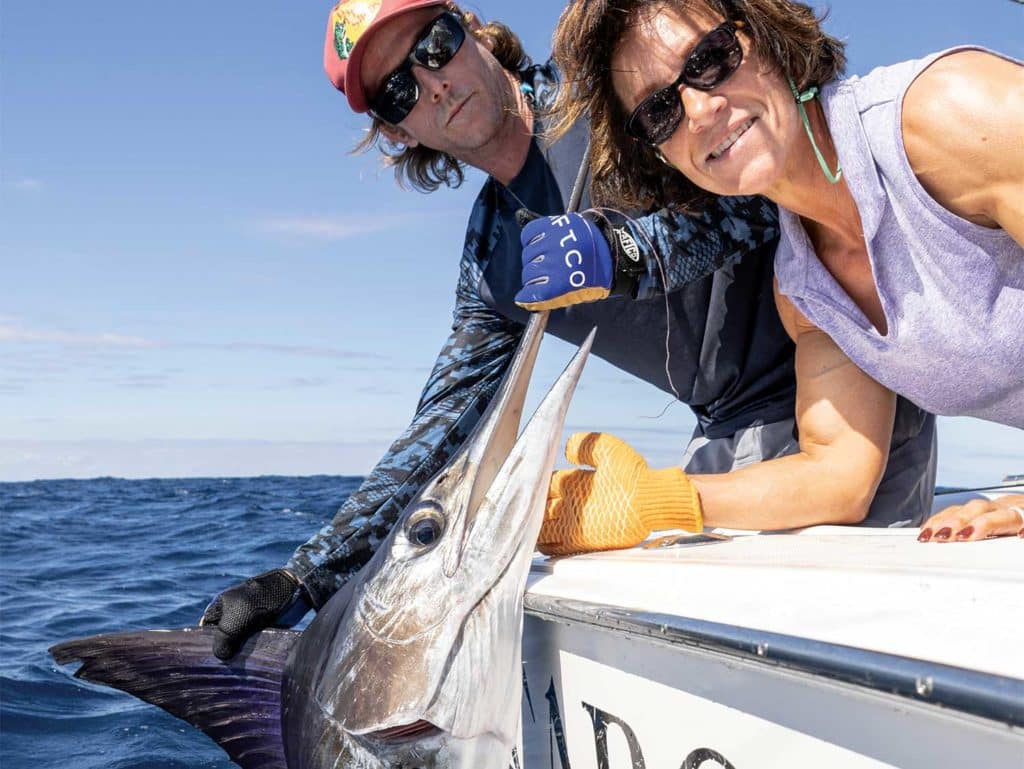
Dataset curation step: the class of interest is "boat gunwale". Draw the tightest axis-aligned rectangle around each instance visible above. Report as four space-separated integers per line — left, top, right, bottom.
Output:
523 593 1024 729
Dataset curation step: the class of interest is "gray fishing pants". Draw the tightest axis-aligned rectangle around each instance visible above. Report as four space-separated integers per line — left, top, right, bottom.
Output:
681 412 937 528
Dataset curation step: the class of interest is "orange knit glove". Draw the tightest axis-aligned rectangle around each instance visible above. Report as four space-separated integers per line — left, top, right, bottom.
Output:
538 432 703 556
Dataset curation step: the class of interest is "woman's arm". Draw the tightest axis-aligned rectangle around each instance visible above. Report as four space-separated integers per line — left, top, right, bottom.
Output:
902 50 1024 245
692 288 897 529
901 50 1024 542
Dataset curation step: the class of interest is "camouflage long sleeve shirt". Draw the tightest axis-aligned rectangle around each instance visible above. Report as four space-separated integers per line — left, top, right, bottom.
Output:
287 64 784 608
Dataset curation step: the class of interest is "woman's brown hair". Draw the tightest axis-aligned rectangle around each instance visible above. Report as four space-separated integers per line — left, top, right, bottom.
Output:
551 0 846 212
354 3 531 192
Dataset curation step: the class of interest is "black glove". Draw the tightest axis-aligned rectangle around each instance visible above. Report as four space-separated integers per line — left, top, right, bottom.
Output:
200 568 309 660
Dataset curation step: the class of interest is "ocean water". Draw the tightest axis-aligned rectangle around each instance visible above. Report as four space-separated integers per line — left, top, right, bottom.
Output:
0 475 360 769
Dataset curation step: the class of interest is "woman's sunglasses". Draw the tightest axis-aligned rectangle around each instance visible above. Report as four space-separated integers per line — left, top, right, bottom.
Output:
625 21 745 146
368 11 466 125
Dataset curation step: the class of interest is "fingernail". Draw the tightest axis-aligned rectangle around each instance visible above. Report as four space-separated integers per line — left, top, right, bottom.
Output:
917 529 932 542
955 526 974 540
935 527 953 541
1018 528 1024 538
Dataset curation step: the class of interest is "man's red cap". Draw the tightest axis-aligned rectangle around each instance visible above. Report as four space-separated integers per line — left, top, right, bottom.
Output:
323 0 447 114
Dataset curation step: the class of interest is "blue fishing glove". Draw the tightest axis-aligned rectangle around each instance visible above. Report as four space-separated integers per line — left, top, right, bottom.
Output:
515 211 644 311
515 212 614 311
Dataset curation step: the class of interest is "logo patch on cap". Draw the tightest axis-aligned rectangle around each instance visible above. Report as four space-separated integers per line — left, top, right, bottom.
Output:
331 0 383 61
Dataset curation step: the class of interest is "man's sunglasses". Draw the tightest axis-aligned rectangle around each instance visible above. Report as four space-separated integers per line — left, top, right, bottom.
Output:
368 11 466 125
625 21 745 146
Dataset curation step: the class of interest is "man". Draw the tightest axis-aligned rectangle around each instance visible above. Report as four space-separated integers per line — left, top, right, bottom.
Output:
200 0 935 660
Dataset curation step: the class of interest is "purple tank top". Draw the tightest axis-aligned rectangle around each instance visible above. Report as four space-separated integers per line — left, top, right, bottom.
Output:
775 47 1024 428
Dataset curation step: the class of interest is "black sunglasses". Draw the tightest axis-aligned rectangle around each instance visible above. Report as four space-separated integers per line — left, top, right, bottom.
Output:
625 21 745 146
368 11 466 125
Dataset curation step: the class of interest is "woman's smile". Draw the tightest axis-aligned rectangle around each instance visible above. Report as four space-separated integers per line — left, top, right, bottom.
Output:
707 117 755 161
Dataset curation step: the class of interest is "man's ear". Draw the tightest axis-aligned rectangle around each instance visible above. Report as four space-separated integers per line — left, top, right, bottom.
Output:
380 122 419 149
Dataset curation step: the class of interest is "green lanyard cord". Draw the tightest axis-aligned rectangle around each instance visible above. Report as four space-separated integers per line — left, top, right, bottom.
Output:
788 76 843 184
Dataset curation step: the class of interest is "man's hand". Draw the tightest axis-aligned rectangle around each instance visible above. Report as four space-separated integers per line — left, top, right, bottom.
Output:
918 494 1024 542
515 212 615 310
539 432 703 556
200 568 309 660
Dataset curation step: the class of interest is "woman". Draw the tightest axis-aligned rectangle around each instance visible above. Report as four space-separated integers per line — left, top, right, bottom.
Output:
547 0 1023 542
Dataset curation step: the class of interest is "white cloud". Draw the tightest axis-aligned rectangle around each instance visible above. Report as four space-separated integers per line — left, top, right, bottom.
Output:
207 342 385 360
262 376 331 390
10 178 44 191
251 207 464 241
0 439 388 481
0 325 157 348
255 214 410 240
0 323 386 361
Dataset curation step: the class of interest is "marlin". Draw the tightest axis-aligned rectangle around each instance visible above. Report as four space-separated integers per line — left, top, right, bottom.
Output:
51 314 593 769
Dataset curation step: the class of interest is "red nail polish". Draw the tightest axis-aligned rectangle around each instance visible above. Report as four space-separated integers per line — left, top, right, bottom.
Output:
955 526 974 540
935 527 953 541
917 529 932 542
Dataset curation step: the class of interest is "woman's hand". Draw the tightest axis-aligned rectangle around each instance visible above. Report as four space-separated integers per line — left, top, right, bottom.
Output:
538 432 702 556
918 494 1024 543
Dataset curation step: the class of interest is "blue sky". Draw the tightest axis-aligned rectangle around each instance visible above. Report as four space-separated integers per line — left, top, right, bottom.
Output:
1 1 1021 483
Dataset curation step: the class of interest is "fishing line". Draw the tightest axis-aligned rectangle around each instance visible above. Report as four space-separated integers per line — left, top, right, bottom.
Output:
582 205 683 418
507 140 681 421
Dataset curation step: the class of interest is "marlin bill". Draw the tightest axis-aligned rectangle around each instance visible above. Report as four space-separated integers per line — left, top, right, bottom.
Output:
51 313 594 769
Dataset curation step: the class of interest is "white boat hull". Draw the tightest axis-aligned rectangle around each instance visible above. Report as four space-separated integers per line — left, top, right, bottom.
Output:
520 597 1022 768
517 491 1024 768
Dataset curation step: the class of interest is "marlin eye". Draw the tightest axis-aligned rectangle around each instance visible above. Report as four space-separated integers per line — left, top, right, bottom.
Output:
409 516 443 547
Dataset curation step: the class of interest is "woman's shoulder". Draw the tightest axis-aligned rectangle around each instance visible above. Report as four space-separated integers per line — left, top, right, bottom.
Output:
901 48 1023 227
833 48 982 110
903 48 1021 125
837 46 1020 117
